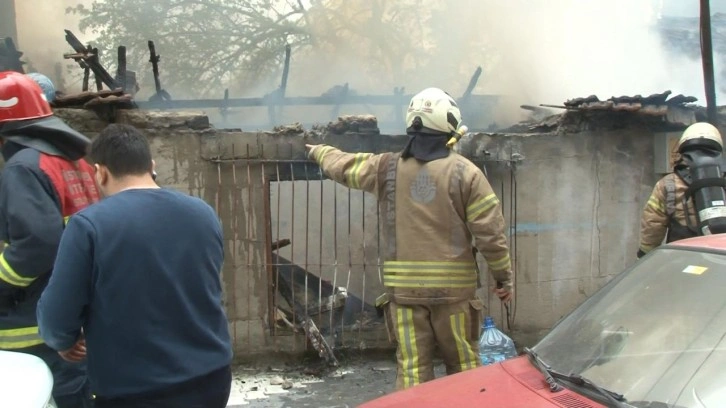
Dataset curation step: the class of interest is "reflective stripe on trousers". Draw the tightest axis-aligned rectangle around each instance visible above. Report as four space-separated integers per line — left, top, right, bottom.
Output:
449 311 477 372
391 301 480 390
396 307 420 388
383 261 477 288
0 326 44 349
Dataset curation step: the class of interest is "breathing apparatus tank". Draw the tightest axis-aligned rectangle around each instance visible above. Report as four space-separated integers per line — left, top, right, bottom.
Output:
677 122 726 236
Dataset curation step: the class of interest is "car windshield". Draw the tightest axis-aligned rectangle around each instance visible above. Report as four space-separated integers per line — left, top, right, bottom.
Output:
533 247 726 407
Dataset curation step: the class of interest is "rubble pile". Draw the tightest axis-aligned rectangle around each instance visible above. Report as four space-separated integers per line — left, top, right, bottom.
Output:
563 90 697 115
324 115 379 135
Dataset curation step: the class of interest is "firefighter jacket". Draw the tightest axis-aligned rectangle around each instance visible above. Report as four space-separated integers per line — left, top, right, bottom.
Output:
639 172 698 255
309 145 512 305
0 142 99 349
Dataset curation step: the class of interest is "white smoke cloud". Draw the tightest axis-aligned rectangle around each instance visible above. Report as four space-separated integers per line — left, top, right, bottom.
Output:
475 0 719 114
11 0 723 128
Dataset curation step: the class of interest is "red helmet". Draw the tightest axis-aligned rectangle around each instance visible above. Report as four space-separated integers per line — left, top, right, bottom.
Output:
0 71 53 124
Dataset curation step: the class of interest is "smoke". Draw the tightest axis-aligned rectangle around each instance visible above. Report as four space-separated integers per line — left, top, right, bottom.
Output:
251 0 721 128
10 0 724 129
471 0 720 123
14 0 94 92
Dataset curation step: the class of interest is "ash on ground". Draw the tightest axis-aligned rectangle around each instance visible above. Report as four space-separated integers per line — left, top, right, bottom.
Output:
227 353 447 407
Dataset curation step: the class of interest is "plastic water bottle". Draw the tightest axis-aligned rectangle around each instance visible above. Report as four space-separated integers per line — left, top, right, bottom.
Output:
478 316 517 365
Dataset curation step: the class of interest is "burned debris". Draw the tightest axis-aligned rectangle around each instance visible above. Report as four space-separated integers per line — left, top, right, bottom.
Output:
562 90 697 114
0 37 24 73
506 90 703 134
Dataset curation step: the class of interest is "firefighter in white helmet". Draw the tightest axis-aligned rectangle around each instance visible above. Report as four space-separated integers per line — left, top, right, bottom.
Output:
639 122 725 257
306 87 513 389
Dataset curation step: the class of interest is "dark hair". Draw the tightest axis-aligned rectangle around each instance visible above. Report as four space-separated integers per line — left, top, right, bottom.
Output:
90 124 153 177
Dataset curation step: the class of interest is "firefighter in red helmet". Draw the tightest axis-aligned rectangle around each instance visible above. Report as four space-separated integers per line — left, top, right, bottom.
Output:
0 71 98 407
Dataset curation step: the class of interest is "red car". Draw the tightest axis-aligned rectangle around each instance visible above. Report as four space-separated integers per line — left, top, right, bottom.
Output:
360 234 726 408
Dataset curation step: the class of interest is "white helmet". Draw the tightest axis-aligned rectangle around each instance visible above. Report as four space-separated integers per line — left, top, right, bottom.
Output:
406 87 462 134
678 122 723 153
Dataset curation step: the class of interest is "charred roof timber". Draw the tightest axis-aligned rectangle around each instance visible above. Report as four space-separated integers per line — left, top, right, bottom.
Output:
560 90 697 114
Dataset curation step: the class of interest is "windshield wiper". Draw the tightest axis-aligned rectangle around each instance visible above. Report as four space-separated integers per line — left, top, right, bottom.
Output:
552 372 628 408
523 347 562 392
523 348 629 407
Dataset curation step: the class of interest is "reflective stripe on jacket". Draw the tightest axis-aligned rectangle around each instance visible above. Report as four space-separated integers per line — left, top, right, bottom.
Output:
0 147 99 349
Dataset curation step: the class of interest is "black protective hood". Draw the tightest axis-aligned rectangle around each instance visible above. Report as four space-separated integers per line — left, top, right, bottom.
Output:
0 116 91 161
401 132 450 162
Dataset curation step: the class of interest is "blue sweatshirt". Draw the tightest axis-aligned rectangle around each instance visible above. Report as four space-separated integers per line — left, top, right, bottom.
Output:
37 188 232 398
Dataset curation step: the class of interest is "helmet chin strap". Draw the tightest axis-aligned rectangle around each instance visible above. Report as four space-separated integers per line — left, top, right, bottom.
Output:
446 125 469 149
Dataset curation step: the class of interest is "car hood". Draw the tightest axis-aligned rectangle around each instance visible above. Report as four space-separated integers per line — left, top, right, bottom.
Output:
0 350 54 407
359 356 606 408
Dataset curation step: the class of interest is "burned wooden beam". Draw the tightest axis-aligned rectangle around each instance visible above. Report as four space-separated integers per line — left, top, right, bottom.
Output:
148 40 161 93
0 37 25 73
64 30 118 90
274 255 339 366
137 93 498 110
461 66 483 100
53 62 65 93
116 46 127 92
280 43 291 98
82 66 90 92
53 88 125 108
271 238 291 251
148 40 171 102
92 47 103 91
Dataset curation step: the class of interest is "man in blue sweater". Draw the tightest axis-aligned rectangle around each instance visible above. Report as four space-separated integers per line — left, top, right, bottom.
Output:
37 124 233 407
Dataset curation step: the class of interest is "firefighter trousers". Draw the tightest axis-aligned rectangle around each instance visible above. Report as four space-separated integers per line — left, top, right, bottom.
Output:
383 298 484 390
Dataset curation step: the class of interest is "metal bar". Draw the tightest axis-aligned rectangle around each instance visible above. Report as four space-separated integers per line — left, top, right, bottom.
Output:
700 0 718 125
360 190 367 340
330 182 338 340
231 147 240 346
317 168 325 329
304 163 310 337
136 94 499 110
289 162 297 344
274 162 283 337
245 144 253 348
262 163 276 335
342 186 353 343
376 189 382 285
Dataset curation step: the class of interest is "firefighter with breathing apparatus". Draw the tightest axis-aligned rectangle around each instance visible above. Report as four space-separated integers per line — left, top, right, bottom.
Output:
639 122 726 257
305 87 513 390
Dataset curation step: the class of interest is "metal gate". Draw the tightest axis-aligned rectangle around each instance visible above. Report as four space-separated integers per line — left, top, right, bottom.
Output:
266 160 386 350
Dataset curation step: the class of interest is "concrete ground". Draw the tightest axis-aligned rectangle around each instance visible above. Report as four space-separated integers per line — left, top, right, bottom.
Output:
225 352 448 408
